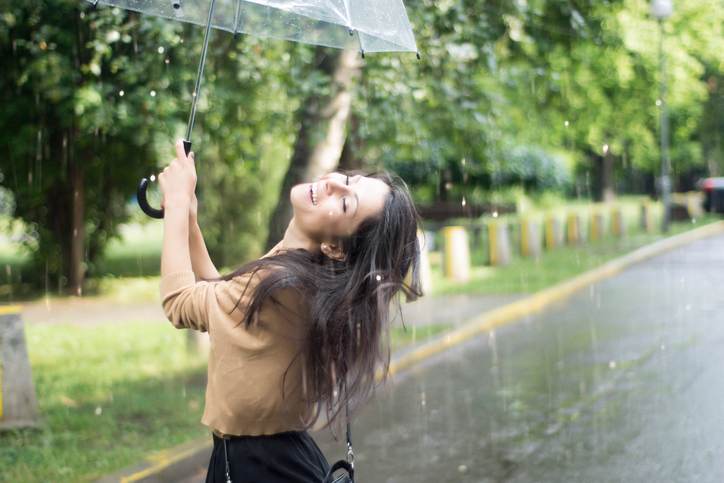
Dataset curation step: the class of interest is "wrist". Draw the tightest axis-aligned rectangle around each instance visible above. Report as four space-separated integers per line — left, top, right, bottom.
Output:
164 196 192 211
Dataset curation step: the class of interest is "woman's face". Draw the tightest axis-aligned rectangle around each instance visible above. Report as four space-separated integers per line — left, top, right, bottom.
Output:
290 172 390 243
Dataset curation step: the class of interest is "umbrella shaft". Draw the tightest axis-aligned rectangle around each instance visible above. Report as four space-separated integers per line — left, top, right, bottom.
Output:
185 0 217 142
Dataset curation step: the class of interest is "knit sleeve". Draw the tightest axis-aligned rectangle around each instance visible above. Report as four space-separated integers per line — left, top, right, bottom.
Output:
160 268 267 331
160 270 216 332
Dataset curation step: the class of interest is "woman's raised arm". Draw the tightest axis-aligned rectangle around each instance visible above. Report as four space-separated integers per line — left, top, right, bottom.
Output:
189 201 221 280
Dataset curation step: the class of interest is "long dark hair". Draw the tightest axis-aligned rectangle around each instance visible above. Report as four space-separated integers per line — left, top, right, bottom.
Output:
217 169 423 433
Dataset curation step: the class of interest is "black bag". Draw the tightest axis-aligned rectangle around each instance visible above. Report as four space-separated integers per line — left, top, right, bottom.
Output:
322 399 355 483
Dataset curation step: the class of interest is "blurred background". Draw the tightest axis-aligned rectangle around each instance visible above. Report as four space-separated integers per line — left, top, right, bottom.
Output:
0 0 722 481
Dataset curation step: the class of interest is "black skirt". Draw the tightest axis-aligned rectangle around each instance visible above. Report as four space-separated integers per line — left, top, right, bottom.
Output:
206 431 331 483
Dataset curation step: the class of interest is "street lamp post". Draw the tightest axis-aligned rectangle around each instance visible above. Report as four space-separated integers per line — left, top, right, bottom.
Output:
651 0 673 232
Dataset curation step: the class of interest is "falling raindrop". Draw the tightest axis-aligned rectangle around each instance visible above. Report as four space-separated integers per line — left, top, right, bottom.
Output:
150 90 156 97
461 196 466 207
119 90 124 97
165 58 170 64
157 46 165 54
375 274 382 281
150 174 156 182
492 211 498 218
564 120 570 127
95 406 103 415
608 360 616 369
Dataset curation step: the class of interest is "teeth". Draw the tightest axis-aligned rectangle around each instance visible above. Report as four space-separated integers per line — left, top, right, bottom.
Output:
311 183 317 205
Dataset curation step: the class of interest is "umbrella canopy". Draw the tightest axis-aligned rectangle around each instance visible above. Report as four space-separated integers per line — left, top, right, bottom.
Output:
91 0 418 54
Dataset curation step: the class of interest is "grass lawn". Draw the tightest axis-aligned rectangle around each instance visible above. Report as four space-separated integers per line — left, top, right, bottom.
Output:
429 217 720 295
0 322 208 482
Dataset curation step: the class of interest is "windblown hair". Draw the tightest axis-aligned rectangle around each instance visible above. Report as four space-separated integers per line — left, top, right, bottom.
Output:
217 169 423 434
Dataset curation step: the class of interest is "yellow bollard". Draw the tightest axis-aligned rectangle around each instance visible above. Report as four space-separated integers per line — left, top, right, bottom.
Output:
544 214 562 250
520 217 542 258
589 211 605 241
611 208 625 237
566 213 581 245
442 226 470 282
405 229 433 296
641 202 654 232
520 218 530 257
487 220 512 266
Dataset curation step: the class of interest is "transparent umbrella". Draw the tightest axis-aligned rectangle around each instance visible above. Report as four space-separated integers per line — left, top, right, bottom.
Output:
88 0 418 218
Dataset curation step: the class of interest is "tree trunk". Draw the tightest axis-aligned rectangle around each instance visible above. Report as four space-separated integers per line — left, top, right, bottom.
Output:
593 152 615 202
265 48 361 250
338 113 364 171
69 159 85 295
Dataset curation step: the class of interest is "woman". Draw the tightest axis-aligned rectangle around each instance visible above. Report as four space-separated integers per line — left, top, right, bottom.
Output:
158 140 423 482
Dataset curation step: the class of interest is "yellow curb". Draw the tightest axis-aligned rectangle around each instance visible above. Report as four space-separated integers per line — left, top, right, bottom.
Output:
118 438 211 483
0 305 22 316
385 220 724 379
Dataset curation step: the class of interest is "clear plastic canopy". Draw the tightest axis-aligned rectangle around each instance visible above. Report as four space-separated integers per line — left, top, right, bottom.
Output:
90 0 418 53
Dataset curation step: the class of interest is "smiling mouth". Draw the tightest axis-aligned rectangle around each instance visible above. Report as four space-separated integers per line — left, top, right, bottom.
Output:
309 182 318 206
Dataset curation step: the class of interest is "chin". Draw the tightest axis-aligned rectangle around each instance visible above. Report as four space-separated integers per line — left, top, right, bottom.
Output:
290 183 306 212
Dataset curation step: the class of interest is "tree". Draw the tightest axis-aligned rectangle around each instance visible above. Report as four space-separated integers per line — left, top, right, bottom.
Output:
0 2 186 293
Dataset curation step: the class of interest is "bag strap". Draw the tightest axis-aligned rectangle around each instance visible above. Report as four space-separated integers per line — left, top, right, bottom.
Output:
323 381 355 482
345 394 354 468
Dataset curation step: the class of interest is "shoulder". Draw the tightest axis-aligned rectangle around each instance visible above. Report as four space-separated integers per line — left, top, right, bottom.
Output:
214 267 306 321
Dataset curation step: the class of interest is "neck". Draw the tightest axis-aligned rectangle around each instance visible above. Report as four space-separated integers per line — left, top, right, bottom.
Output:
264 217 320 258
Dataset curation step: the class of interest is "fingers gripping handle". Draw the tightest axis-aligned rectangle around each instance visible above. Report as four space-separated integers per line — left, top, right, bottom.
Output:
137 140 193 219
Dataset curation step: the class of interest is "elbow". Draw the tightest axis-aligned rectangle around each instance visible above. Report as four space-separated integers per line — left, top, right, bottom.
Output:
161 296 186 330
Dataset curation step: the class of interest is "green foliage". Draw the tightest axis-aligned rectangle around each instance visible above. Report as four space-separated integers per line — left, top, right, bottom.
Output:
0 2 187 290
0 0 721 291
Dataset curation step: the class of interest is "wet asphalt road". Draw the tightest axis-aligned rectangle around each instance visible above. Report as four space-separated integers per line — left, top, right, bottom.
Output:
313 233 724 482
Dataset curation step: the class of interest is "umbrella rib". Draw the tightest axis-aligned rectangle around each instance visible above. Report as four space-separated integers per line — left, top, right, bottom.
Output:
186 0 218 142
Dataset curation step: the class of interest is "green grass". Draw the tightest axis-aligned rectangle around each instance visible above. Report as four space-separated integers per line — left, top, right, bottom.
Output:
0 322 208 483
430 216 719 295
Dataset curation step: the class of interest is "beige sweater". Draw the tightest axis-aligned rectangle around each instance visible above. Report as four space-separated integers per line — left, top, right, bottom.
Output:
160 269 314 436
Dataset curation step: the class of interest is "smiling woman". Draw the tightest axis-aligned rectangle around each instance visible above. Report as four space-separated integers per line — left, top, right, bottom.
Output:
157 143 423 483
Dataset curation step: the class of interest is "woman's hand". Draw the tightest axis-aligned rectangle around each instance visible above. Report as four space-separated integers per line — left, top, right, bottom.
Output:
159 140 197 210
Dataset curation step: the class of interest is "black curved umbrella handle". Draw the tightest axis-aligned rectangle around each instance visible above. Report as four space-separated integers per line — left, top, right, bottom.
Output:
137 140 192 219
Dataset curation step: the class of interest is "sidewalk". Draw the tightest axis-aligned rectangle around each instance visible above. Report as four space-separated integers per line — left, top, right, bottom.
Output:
22 288 521 328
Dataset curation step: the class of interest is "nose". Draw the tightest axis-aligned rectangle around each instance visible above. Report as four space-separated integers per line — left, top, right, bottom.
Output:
324 178 346 196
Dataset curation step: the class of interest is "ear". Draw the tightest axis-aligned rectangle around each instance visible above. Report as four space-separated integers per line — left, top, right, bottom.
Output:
320 241 346 262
